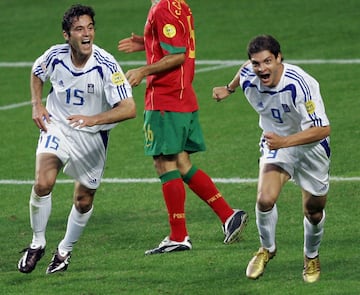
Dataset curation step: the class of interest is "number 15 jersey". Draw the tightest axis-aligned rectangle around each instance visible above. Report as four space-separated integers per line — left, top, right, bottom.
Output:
32 43 132 133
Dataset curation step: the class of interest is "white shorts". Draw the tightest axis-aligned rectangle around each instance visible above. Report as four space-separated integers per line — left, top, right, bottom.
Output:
259 137 330 196
36 120 109 189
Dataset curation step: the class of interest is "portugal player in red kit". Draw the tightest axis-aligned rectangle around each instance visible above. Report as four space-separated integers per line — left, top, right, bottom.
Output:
118 0 248 255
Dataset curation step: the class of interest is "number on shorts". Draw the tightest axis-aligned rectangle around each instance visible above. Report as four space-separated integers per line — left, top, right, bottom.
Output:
144 123 153 144
43 135 60 151
266 149 278 159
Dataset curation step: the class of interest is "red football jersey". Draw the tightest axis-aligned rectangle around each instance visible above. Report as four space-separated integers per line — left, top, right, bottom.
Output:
144 0 198 112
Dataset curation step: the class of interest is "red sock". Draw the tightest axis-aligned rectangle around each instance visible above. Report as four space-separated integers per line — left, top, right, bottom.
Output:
186 168 234 224
161 171 188 242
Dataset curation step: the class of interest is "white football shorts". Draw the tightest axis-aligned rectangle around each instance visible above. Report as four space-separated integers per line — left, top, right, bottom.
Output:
259 137 330 196
36 120 109 189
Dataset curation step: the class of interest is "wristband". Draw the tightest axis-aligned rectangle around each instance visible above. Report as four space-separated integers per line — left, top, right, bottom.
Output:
226 84 236 94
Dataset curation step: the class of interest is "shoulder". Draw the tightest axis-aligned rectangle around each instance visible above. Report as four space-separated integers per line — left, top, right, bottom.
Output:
92 44 114 59
240 60 256 80
153 0 189 18
283 63 319 87
34 44 70 68
92 44 119 72
41 44 69 59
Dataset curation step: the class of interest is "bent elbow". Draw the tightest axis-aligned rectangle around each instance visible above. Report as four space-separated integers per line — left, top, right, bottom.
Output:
324 125 331 137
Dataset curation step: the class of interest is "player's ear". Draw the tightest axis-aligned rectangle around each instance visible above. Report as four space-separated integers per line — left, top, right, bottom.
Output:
63 31 69 42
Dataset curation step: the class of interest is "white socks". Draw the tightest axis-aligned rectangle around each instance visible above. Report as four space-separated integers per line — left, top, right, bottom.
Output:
256 204 278 253
58 205 93 255
256 203 325 258
29 187 52 249
304 211 325 258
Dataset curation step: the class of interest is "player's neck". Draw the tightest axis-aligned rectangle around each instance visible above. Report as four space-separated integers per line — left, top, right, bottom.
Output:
71 52 91 69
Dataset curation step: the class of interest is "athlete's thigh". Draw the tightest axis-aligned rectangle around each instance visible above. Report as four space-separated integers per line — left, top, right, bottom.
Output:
35 153 62 193
257 163 290 210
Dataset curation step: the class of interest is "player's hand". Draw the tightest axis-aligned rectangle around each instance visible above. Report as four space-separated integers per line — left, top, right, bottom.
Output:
125 68 144 87
32 103 50 131
263 132 285 150
118 33 145 53
212 86 230 102
67 115 94 128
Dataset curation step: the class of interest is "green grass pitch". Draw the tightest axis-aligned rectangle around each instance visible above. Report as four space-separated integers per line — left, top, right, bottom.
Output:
0 0 359 294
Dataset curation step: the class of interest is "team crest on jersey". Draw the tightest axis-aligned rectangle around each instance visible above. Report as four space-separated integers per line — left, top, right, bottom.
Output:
87 84 95 93
282 104 291 112
58 80 64 88
111 72 125 86
163 24 176 38
305 100 316 114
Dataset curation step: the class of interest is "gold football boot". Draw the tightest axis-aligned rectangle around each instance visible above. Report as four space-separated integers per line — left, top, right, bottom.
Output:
303 255 320 283
246 247 276 279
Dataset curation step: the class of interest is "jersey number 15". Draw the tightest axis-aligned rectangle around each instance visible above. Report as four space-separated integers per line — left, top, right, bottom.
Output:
66 88 84 106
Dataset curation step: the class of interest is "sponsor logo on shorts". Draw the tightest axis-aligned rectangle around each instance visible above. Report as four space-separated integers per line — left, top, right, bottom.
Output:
319 183 328 192
89 178 98 185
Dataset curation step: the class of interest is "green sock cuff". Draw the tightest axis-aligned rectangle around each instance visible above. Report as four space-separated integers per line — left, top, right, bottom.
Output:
182 165 198 184
160 170 181 184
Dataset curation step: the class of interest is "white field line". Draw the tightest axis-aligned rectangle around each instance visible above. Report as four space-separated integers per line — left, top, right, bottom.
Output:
1 59 359 111
1 59 360 68
0 176 359 185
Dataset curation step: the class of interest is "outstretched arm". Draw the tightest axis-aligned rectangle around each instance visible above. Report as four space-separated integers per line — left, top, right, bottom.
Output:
212 61 251 101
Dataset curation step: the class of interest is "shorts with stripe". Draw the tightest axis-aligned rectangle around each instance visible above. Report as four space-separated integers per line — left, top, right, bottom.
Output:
259 136 330 196
36 120 109 189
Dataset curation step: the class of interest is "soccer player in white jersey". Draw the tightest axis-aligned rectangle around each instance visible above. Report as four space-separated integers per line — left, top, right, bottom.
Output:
212 35 330 283
17 4 136 274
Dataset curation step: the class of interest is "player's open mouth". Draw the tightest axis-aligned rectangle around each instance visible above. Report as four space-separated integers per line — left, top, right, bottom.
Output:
259 73 270 82
82 40 91 45
260 74 270 79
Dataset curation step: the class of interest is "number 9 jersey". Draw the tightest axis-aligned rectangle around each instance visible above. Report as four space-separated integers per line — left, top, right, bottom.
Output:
239 62 330 137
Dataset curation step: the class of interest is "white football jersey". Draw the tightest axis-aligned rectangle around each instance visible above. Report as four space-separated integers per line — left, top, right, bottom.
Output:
32 44 132 133
239 63 330 137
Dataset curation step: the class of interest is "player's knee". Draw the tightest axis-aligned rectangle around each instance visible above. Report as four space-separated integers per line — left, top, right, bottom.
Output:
257 194 276 212
305 210 323 225
74 201 92 213
33 182 53 196
74 192 94 213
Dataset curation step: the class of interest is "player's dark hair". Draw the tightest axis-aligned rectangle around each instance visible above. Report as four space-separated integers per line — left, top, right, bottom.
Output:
247 35 284 61
62 4 95 35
